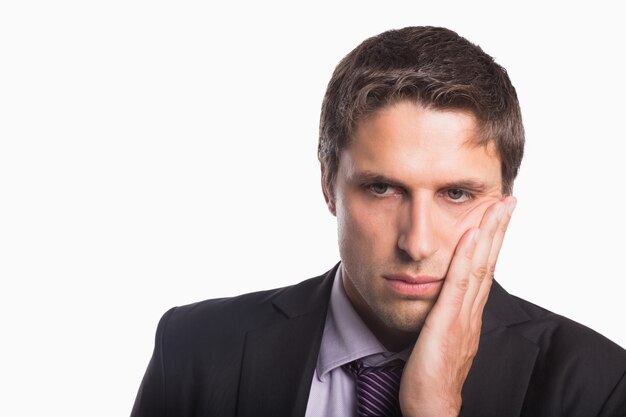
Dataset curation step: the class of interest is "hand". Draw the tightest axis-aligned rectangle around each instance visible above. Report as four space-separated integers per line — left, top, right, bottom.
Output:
399 197 517 417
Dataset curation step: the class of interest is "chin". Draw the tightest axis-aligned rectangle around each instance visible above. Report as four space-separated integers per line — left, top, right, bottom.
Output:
376 303 432 333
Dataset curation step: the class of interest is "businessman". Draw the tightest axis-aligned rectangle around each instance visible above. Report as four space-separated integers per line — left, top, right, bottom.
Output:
131 26 626 416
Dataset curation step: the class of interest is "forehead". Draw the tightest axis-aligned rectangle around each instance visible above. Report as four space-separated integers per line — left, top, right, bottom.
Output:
341 101 501 188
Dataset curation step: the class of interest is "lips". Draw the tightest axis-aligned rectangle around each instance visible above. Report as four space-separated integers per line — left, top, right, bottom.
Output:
383 274 444 297
384 274 442 284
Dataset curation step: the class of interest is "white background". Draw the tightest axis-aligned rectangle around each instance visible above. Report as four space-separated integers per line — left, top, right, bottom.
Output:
1 1 624 415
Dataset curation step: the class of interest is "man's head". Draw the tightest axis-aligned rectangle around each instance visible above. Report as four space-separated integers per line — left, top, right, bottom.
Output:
319 26 524 197
318 27 524 348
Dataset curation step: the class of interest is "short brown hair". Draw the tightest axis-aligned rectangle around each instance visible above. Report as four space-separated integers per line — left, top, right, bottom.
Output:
318 26 524 195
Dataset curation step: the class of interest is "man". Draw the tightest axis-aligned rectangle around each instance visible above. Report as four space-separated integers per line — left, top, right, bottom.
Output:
131 26 626 416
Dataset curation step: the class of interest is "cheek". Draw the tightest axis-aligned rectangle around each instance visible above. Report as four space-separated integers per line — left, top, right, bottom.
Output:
454 199 500 231
339 204 380 247
443 199 500 247
337 195 398 252
336 196 369 252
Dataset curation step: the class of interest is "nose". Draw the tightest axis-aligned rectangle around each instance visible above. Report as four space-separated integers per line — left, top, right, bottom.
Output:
397 197 439 261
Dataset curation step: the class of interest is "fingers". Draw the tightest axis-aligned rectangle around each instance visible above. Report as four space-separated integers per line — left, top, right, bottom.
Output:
434 196 517 322
488 198 517 266
473 197 516 313
460 200 505 315
432 226 481 319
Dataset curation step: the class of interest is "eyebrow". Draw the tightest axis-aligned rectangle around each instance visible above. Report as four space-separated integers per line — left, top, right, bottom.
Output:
351 170 491 193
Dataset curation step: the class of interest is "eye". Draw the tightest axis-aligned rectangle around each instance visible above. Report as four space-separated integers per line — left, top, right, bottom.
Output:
368 183 396 196
445 188 472 203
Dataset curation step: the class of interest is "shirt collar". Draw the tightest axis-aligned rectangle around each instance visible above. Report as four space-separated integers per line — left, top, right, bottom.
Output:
315 266 411 381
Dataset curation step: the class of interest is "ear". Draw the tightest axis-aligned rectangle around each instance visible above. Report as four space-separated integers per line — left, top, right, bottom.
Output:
320 164 337 216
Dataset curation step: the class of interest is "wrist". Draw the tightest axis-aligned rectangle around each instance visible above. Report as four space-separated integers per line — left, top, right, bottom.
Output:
400 396 461 417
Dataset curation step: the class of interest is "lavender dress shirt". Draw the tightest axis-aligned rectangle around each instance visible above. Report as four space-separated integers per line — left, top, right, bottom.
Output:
304 267 411 417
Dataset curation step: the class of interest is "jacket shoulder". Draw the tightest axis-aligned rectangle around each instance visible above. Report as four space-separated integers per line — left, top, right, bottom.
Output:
509 295 626 416
163 272 331 341
131 270 334 417
511 294 626 362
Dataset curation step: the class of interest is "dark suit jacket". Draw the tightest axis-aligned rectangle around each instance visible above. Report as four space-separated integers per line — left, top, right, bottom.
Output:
131 265 626 416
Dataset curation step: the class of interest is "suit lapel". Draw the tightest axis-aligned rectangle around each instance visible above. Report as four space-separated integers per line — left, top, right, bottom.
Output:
460 281 540 417
236 266 337 417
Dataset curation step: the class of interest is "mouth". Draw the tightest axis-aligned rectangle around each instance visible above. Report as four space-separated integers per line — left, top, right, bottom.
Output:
382 274 444 298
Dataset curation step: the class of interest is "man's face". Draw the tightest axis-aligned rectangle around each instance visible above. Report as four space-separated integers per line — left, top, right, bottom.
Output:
324 101 503 343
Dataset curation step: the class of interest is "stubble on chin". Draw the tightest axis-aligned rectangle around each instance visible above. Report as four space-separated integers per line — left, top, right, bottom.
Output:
373 298 435 333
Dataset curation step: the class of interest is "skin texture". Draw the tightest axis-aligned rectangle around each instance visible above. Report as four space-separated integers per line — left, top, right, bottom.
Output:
322 100 516 416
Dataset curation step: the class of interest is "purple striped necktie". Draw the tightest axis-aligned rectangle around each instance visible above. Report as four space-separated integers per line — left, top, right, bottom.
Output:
344 359 405 417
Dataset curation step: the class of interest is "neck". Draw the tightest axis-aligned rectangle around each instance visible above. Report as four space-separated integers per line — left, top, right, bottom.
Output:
356 302 418 352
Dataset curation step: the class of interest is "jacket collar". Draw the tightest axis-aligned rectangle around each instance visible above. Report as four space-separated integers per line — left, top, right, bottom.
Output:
461 280 540 416
271 263 339 319
235 265 337 417
482 280 533 333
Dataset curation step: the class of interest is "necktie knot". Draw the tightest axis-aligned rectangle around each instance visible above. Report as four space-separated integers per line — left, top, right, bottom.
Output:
344 359 405 417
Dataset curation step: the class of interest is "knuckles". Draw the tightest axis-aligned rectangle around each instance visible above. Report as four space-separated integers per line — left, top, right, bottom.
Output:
473 265 489 279
455 277 470 292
